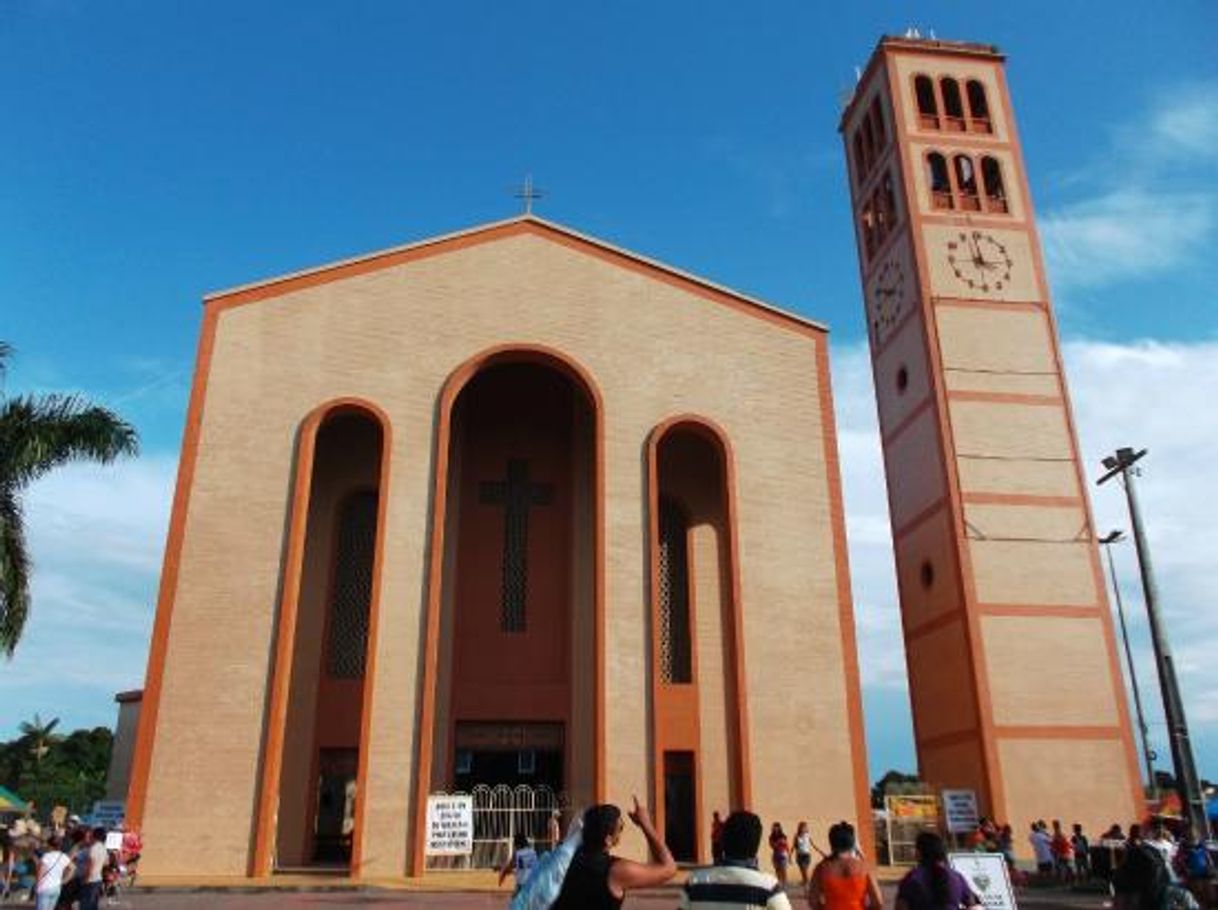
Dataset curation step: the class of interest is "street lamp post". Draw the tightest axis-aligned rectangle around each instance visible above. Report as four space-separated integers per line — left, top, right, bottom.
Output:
1098 530 1156 800
1097 447 1208 838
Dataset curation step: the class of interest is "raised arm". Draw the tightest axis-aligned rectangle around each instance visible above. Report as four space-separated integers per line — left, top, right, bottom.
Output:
608 796 677 895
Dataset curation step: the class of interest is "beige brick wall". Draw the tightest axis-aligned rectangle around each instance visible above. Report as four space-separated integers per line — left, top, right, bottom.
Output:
998 737 1137 853
140 229 864 876
981 615 1119 727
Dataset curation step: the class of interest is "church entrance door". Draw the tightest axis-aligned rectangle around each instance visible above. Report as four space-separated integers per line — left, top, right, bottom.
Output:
428 358 597 816
663 751 697 862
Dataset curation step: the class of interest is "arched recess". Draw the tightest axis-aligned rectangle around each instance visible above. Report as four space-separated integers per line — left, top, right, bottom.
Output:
645 416 750 864
251 399 392 877
411 344 604 876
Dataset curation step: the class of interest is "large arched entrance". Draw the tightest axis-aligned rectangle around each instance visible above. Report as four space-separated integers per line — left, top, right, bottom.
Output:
416 350 600 871
252 403 390 876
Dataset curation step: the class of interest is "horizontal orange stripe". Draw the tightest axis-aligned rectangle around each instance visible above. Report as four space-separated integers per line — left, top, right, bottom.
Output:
881 395 935 445
947 390 1062 406
994 725 1123 741
933 298 1044 313
920 729 980 751
962 492 1081 507
892 496 949 539
978 603 1101 618
905 608 965 643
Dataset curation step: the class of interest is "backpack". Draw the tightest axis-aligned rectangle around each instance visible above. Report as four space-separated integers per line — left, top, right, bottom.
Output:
1183 844 1213 879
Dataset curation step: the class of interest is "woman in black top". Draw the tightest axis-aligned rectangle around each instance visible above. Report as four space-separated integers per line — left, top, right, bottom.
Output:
553 797 676 909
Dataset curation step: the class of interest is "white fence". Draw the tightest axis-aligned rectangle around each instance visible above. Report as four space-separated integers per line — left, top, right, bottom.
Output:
424 784 567 871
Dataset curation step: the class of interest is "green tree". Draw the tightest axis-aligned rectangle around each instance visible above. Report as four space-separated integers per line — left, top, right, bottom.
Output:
0 342 138 655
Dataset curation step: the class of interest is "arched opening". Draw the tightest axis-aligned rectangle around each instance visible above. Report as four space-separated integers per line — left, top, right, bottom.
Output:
966 80 991 132
426 356 598 833
981 156 1008 213
647 419 747 864
941 77 965 131
914 75 939 129
954 154 980 211
869 97 888 151
852 131 868 185
270 405 388 873
927 153 953 210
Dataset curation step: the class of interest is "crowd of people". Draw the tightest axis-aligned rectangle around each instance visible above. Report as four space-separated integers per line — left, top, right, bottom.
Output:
0 815 141 908
497 799 1216 910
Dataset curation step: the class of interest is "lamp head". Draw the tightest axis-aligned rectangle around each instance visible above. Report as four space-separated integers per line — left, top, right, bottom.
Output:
1098 530 1125 544
1102 456 1118 470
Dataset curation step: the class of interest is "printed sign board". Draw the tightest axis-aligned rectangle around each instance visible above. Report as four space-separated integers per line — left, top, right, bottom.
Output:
425 795 474 856
949 852 1017 910
942 789 979 833
90 801 125 829
105 831 124 851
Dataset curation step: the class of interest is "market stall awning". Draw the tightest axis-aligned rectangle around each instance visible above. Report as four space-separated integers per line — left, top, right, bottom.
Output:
0 784 29 813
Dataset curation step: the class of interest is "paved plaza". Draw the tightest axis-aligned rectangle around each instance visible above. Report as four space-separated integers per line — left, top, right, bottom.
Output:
0 883 1109 909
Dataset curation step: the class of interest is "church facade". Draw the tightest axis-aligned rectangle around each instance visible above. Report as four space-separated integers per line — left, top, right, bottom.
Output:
125 216 871 878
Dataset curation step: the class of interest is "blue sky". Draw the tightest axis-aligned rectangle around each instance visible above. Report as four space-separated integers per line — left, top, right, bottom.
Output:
3 1 1217 794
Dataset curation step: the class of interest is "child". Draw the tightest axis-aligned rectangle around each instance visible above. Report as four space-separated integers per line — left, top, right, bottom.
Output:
498 832 539 896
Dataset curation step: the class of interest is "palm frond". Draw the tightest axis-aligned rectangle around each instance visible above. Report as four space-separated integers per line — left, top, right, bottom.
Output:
0 341 12 377
0 394 139 488
0 490 30 657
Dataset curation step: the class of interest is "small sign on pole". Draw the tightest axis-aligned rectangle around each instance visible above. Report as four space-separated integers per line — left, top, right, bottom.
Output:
424 794 474 856
949 852 1017 910
941 789 979 833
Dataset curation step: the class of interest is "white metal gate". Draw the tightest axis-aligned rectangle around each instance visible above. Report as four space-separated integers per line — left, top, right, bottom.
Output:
425 784 567 871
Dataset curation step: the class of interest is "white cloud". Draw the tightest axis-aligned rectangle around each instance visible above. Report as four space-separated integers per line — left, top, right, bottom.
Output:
1042 83 1218 292
1042 189 1213 290
834 337 1218 778
0 457 176 735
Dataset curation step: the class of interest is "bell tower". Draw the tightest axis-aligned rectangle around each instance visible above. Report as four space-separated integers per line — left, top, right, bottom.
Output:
841 35 1142 837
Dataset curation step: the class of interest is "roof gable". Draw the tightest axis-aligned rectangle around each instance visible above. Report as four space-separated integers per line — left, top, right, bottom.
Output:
205 216 825 337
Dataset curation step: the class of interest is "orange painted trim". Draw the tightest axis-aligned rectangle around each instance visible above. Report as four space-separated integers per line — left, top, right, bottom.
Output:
962 492 1081 508
410 344 606 877
814 337 875 858
207 218 824 341
946 390 1062 406
645 415 752 818
932 297 1044 314
920 728 981 752
880 394 935 446
993 61 1144 814
250 399 392 878
993 725 1124 741
892 496 948 540
905 607 965 644
977 603 1101 618
125 304 220 830
351 416 393 877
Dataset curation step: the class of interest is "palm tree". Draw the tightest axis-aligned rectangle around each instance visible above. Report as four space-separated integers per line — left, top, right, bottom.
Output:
19 713 61 768
0 342 139 655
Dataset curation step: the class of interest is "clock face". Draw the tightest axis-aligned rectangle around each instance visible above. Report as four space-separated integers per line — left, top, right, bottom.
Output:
870 257 907 344
946 230 1014 294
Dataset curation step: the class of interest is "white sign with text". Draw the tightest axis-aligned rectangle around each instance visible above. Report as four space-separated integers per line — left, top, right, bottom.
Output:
424 795 474 856
949 852 1017 910
942 789 979 833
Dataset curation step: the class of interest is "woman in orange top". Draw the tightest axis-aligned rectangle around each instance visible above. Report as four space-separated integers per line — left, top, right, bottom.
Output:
807 821 882 910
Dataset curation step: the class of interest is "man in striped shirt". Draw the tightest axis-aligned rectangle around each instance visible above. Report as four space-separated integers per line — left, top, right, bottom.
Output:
681 811 793 910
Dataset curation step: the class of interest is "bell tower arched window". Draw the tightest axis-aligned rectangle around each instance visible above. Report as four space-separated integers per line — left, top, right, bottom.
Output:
927 153 952 209
954 154 980 210
941 78 965 131
966 80 992 133
915 75 938 129
981 156 1008 212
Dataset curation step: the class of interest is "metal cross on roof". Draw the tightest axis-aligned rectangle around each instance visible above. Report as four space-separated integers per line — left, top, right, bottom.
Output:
514 174 544 214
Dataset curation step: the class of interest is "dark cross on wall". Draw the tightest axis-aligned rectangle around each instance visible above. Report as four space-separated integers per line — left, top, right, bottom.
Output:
479 459 554 632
